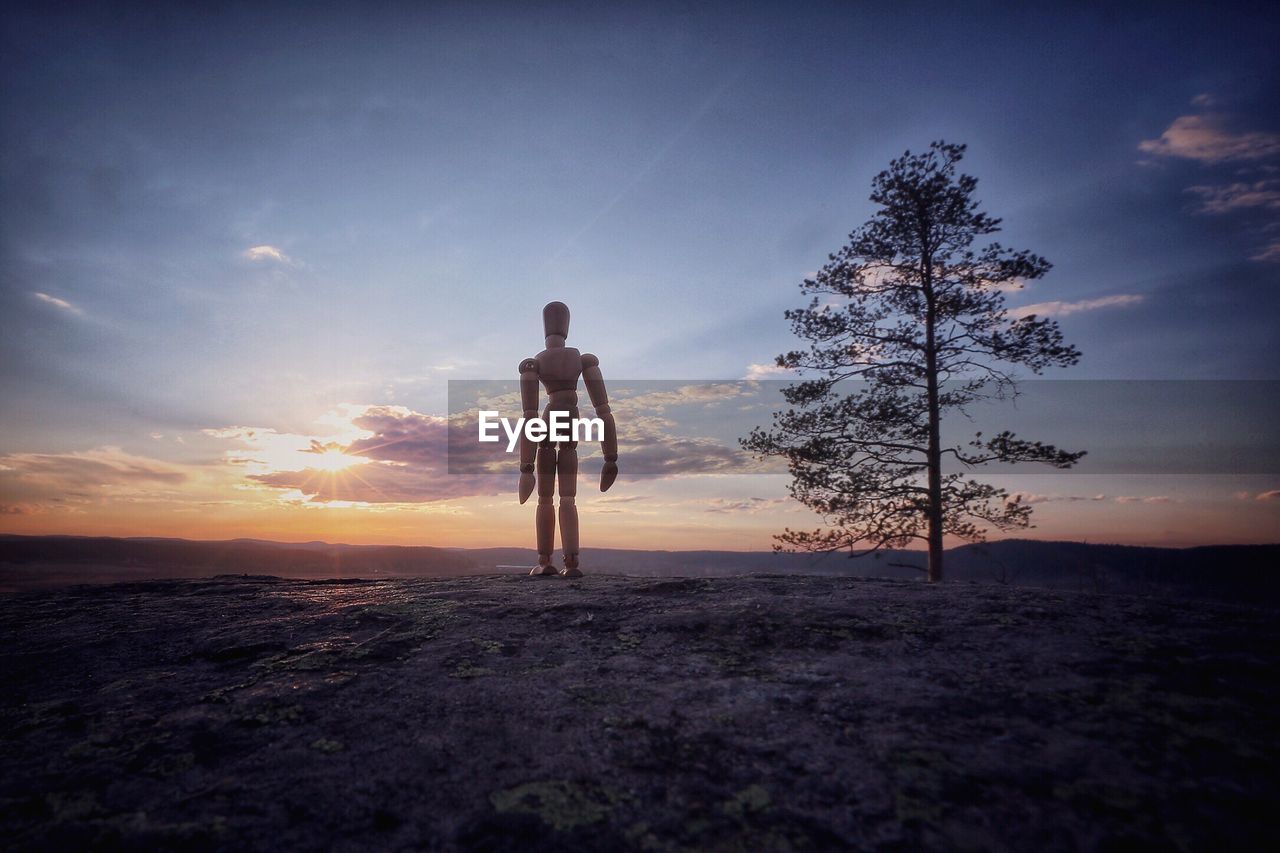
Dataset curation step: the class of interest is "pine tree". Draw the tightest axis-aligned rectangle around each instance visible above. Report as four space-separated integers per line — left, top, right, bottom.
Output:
744 142 1084 582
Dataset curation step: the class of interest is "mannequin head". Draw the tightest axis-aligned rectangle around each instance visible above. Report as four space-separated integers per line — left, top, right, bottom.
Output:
543 301 570 347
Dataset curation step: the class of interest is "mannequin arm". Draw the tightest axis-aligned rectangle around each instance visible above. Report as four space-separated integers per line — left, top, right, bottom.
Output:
581 353 618 491
518 358 539 503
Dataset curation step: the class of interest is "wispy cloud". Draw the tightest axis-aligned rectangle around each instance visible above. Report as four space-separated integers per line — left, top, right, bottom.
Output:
242 245 293 264
1143 99 1280 263
1186 180 1280 214
1007 493 1108 505
609 383 749 414
32 292 84 315
0 446 188 490
1250 241 1280 263
1008 294 1144 319
1139 113 1280 164
1253 489 1280 502
704 497 790 514
1007 493 1179 506
616 433 763 477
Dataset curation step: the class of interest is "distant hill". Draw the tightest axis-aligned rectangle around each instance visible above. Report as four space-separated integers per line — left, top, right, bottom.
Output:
942 540 1280 600
0 535 484 588
1 534 1276 602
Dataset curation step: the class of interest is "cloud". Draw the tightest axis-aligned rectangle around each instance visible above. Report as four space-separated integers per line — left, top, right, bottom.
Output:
32 292 83 315
704 497 790 514
1143 101 1280 264
1139 114 1280 163
1250 241 1280 263
1007 493 1108 505
1186 181 1280 214
1008 294 1144 319
610 383 750 413
0 447 188 491
213 391 778 505
348 407 509 471
614 433 763 477
1007 493 1175 506
1255 489 1280 502
1006 493 1053 505
242 245 293 264
744 362 794 380
246 463 502 504
211 407 507 504
597 388 778 476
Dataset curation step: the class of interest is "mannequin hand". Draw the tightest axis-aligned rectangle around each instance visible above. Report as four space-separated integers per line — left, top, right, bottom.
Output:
519 470 536 504
600 460 618 492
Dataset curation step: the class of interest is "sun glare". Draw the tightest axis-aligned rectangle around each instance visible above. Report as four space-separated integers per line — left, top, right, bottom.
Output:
304 447 368 473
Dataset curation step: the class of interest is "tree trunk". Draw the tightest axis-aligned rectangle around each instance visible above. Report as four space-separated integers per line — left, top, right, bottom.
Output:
926 415 944 583
923 244 944 583
924 388 944 581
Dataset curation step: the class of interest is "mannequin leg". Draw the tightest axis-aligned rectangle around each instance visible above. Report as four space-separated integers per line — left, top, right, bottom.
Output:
557 443 581 577
531 442 558 576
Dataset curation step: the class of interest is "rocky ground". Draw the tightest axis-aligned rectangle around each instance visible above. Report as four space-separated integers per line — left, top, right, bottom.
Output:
1 574 1277 850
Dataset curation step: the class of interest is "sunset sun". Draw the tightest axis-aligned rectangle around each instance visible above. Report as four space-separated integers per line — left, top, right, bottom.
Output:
301 443 368 473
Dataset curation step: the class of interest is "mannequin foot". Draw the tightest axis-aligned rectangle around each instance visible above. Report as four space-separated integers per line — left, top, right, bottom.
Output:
558 566 583 579
530 562 557 576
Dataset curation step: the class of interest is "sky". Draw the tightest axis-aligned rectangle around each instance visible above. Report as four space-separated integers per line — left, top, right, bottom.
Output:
2 1 1278 549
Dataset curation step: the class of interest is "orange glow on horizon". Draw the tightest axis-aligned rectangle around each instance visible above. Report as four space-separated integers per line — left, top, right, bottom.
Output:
2 405 1275 551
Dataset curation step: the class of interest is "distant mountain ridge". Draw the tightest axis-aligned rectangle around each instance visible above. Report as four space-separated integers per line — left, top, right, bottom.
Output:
1 534 1276 601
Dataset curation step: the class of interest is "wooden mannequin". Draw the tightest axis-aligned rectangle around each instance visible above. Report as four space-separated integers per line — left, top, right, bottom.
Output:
519 301 618 576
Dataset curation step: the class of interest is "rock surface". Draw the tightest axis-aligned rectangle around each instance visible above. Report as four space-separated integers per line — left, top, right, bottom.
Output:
1 574 1276 850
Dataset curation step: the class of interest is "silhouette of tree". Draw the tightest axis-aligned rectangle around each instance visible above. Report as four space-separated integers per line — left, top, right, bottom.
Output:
743 142 1084 582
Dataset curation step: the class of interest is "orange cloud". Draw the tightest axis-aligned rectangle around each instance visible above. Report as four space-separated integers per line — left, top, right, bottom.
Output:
1139 114 1280 163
